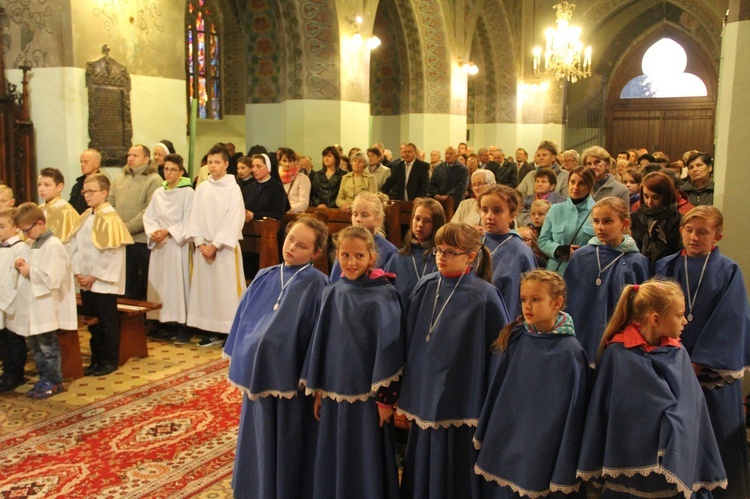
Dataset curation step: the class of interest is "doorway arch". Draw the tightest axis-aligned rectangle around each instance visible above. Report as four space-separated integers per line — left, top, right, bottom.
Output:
606 26 717 160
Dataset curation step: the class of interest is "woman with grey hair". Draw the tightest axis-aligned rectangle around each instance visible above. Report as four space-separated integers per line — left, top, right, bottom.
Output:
561 149 580 172
451 169 496 232
335 151 377 210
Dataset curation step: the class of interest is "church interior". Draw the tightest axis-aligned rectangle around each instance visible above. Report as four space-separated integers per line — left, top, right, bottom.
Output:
1 0 750 497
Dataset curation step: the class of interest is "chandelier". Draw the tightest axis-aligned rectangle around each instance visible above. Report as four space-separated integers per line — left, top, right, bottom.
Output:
532 1 592 83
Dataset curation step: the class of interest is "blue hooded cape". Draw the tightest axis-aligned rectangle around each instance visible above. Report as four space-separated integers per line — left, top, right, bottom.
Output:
329 233 397 283
398 271 509 499
577 338 727 497
223 263 327 499
224 264 327 398
655 248 750 498
383 242 437 301
301 272 404 499
474 315 590 498
484 232 538 318
565 236 650 362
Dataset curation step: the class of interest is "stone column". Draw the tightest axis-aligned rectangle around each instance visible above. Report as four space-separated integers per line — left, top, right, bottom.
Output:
714 0 750 288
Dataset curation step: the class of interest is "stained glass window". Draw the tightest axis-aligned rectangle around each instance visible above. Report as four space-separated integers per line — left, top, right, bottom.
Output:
186 1 220 119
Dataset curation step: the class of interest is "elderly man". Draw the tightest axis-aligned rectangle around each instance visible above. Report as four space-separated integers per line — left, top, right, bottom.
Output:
109 144 163 300
381 142 429 201
479 147 517 188
70 149 107 214
428 146 470 207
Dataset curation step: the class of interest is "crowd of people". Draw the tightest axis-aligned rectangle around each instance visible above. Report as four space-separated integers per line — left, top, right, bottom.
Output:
0 137 746 499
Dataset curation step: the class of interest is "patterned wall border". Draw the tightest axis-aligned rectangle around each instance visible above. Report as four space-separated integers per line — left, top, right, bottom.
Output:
416 0 449 114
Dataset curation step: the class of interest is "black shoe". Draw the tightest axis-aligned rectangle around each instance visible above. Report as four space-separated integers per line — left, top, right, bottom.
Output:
0 374 25 392
91 363 118 377
83 363 101 376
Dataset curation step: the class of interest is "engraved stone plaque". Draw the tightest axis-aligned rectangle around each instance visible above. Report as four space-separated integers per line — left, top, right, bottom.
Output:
86 47 132 166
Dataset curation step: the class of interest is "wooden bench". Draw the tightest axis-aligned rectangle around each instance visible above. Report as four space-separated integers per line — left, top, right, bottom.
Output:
385 200 414 248
58 315 98 380
283 212 330 274
439 196 456 222
306 207 353 269
76 296 161 367
241 217 281 270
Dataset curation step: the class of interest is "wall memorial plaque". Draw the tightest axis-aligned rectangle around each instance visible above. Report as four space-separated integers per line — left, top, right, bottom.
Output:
86 45 132 167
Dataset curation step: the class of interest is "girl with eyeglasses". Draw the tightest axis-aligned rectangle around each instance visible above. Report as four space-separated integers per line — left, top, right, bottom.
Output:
398 223 510 499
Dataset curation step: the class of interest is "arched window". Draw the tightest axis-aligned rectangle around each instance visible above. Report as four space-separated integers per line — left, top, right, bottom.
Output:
620 38 707 99
186 0 221 119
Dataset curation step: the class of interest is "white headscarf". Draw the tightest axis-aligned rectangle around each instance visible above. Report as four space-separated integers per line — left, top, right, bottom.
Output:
259 153 272 175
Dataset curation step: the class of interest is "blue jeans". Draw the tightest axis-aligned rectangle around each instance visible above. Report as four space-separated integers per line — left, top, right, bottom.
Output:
27 331 62 384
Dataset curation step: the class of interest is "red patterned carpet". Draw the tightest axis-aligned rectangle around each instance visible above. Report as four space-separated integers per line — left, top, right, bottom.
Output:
0 359 240 498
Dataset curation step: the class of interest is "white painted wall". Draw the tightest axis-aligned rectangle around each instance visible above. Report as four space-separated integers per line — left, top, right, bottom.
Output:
4 68 187 200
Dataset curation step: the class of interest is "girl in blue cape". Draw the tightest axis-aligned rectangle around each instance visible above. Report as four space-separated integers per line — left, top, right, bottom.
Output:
384 197 445 300
398 223 510 499
577 279 727 498
330 191 397 283
474 270 589 498
654 206 750 498
565 197 650 362
478 184 537 318
223 216 329 499
302 225 404 499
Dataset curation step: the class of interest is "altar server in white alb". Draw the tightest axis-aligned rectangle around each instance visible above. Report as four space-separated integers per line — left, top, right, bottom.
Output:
11 203 77 398
143 153 194 343
67 174 133 377
36 168 80 243
186 143 246 347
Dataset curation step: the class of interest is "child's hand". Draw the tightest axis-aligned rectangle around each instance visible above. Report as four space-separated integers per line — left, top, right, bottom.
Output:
245 210 254 223
77 275 96 288
151 229 169 242
14 258 29 277
200 244 217 262
377 404 394 427
313 394 322 421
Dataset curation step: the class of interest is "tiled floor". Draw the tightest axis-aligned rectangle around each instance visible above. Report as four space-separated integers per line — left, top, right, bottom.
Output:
0 328 234 497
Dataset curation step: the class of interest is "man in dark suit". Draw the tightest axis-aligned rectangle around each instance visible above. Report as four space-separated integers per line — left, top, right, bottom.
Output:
516 148 534 184
428 146 470 206
381 142 430 200
479 148 517 188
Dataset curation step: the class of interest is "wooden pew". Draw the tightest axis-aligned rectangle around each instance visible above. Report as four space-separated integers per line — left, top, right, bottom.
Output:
283 211 330 274
76 296 161 367
58 316 98 380
241 217 281 270
385 200 414 248
115 298 161 366
306 207 352 269
439 196 456 222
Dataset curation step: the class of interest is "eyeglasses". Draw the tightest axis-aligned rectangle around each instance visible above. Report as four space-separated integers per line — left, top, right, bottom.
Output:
20 223 36 235
432 247 469 259
163 167 182 173
81 189 103 195
471 182 488 189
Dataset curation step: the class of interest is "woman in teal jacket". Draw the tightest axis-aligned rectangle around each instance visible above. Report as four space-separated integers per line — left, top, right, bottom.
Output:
538 166 595 274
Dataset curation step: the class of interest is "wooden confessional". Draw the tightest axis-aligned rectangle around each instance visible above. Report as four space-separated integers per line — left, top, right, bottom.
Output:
0 7 36 203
